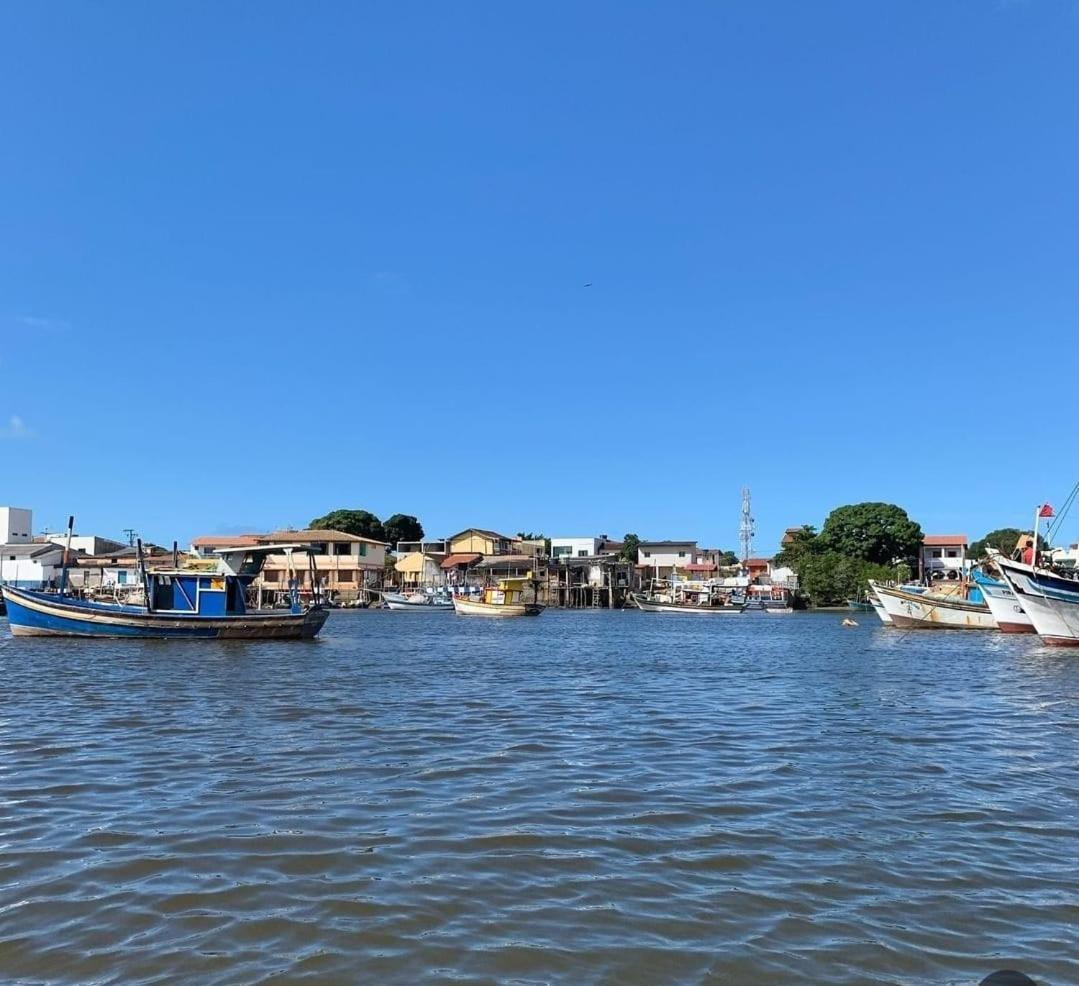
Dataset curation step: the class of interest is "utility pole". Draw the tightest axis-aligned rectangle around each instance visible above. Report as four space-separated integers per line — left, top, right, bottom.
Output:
739 487 755 564
123 528 137 547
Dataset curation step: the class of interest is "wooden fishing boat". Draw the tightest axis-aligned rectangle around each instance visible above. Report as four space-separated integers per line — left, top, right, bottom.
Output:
451 577 544 617
995 556 1079 646
632 579 744 615
971 568 1034 634
868 580 996 630
1 533 328 639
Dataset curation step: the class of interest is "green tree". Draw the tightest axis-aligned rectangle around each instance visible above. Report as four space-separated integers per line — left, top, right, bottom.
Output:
383 514 424 547
308 509 386 542
797 552 905 606
620 533 642 563
717 550 739 566
968 528 1045 561
817 503 922 566
773 525 819 568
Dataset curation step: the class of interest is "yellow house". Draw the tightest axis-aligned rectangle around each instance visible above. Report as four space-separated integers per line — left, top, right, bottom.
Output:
447 528 517 557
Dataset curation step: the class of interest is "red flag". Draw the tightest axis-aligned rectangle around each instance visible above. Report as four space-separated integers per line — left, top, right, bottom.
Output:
1038 503 1054 518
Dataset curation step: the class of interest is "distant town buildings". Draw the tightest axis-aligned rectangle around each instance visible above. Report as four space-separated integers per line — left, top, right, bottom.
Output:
920 535 968 580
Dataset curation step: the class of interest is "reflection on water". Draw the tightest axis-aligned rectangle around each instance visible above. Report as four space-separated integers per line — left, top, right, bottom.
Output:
0 612 1076 984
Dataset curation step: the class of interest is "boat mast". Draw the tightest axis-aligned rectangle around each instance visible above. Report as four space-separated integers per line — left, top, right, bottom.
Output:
137 537 153 612
58 514 74 596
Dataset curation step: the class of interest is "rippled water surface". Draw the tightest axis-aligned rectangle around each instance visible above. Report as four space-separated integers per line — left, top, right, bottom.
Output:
1 611 1077 985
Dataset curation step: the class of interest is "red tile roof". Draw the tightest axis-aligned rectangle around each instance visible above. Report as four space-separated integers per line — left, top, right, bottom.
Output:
684 562 717 572
440 553 482 569
923 535 967 546
746 557 771 566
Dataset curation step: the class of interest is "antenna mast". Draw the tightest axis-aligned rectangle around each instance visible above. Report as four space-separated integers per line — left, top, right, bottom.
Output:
739 486 755 563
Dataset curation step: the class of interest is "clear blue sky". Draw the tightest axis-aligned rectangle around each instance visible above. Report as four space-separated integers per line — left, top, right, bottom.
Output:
2 2 1077 552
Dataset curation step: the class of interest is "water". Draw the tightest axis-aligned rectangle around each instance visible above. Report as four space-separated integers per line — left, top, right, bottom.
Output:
1 611 1077 985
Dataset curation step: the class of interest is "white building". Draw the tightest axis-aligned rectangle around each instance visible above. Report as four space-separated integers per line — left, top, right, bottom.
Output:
45 534 129 557
637 540 698 577
921 535 967 580
1 506 33 544
551 537 604 560
0 543 65 588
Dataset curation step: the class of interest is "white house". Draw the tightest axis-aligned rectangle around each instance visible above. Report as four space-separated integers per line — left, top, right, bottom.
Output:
1 506 33 544
921 535 967 580
0 543 65 588
550 536 623 561
637 540 698 577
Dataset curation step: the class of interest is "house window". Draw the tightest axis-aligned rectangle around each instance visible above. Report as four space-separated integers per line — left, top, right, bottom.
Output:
931 550 942 558
553 546 571 558
644 551 651 558
338 569 354 582
577 550 588 557
678 551 686 558
946 550 958 558
333 543 352 556
264 570 279 583
359 543 367 556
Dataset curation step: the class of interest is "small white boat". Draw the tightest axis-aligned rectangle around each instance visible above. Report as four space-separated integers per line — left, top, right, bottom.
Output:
382 589 452 611
451 577 544 618
869 580 996 630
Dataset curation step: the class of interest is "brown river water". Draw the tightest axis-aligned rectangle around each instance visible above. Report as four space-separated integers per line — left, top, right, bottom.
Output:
1 610 1076 984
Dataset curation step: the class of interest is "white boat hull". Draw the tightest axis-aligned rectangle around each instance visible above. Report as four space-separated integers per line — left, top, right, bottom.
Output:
976 579 1034 634
868 591 893 625
996 559 1079 646
632 594 743 615
869 582 997 630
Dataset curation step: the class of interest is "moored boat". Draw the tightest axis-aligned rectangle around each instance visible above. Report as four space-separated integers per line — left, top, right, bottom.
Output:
995 556 1079 646
383 589 452 610
1 540 328 639
631 578 744 615
868 580 997 630
971 568 1034 634
452 577 544 617
868 589 892 625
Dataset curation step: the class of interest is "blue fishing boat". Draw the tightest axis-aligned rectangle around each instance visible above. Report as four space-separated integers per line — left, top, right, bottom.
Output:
1 535 328 640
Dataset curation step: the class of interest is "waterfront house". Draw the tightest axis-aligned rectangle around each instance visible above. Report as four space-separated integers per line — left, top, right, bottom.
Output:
920 534 967 581
550 536 622 561
447 528 517 557
256 529 388 602
745 557 772 582
191 534 261 559
394 551 446 586
0 543 66 589
637 540 698 579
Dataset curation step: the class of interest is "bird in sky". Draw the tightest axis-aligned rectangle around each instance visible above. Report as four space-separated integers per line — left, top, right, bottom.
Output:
583 282 592 287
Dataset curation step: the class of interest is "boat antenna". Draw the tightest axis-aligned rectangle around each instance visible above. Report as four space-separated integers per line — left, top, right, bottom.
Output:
58 515 75 596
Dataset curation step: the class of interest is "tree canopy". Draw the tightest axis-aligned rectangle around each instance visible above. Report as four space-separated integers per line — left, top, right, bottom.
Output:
817 503 922 566
383 514 424 547
968 528 1045 560
308 509 386 542
620 533 642 563
717 549 739 566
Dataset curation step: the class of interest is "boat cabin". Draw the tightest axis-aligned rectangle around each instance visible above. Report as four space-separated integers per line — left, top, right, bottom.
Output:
145 544 314 616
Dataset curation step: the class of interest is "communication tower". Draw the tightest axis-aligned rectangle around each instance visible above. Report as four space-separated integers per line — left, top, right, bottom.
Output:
739 487 755 563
